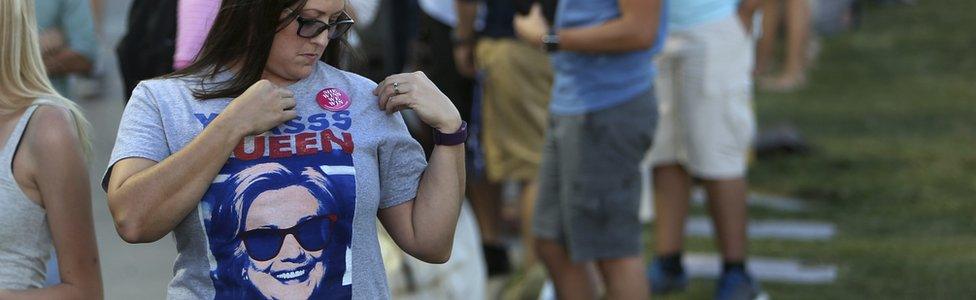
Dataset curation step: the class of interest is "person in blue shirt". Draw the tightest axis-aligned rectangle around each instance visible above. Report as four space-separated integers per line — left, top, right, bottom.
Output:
515 0 663 298
35 0 98 97
646 0 766 299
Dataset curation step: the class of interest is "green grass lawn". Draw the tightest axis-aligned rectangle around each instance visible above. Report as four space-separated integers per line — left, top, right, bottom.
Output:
650 0 976 298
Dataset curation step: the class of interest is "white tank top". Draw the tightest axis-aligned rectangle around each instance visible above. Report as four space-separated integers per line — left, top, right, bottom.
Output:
0 105 52 289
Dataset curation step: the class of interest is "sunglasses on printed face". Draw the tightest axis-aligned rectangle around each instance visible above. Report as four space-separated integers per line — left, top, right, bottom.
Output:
240 214 338 261
292 10 355 39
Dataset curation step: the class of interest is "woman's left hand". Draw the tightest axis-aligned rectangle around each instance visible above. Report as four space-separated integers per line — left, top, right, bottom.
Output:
373 71 463 133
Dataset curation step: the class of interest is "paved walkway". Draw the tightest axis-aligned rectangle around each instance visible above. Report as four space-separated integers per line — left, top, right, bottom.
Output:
81 1 177 298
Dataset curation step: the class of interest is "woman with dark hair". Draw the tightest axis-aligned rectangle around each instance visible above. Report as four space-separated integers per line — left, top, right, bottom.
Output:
103 0 466 298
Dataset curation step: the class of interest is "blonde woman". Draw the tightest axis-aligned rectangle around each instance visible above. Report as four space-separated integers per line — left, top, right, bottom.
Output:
0 0 103 298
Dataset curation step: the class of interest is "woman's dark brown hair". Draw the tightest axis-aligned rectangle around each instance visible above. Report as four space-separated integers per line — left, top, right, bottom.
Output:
169 0 347 100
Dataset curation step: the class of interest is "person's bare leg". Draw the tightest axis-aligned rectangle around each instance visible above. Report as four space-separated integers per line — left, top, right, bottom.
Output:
653 165 694 255
469 180 503 244
89 0 101 18
596 256 650 300
703 178 749 262
536 238 598 300
761 0 812 91
520 180 539 267
781 0 811 82
755 0 783 76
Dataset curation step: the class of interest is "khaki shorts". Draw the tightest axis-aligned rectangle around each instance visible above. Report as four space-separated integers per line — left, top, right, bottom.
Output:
476 38 553 183
649 15 757 179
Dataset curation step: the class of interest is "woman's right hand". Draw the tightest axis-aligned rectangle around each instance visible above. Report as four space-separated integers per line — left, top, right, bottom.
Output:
217 79 297 136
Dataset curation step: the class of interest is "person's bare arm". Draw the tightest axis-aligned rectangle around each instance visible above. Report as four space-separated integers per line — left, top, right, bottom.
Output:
514 0 661 53
372 72 465 263
43 0 98 77
0 107 102 299
39 29 66 56
107 122 244 243
43 49 94 76
107 80 297 243
738 0 763 32
377 143 465 263
38 26 90 76
452 0 479 77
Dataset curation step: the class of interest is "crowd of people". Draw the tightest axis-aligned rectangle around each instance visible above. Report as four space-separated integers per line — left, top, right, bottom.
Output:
0 0 865 299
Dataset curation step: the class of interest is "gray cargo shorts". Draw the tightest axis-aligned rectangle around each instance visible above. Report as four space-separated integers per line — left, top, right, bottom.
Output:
533 88 658 262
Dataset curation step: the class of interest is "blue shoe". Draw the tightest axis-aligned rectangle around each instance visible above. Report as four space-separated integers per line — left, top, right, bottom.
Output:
647 260 688 295
715 270 767 300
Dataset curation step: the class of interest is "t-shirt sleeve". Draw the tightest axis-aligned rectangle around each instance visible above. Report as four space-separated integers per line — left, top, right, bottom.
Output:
101 82 172 191
377 112 428 209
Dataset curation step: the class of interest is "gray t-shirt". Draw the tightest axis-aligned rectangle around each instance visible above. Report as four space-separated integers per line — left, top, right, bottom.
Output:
104 62 427 299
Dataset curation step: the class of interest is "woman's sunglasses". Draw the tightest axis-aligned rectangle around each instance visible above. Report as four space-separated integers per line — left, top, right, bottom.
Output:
292 10 355 40
240 214 338 261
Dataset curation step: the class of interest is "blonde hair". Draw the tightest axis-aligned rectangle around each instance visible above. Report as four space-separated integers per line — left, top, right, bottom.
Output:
0 0 91 155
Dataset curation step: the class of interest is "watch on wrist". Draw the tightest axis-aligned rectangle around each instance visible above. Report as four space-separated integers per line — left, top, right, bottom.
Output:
433 121 468 146
542 30 560 53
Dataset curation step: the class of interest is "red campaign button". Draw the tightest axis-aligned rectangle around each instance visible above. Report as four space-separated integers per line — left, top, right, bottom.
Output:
316 88 351 112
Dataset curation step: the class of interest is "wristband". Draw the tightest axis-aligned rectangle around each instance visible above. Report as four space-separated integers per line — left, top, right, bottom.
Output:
432 121 468 146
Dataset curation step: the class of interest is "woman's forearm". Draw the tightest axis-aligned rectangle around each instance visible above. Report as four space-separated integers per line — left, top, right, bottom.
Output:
108 117 245 243
409 143 466 262
43 49 93 76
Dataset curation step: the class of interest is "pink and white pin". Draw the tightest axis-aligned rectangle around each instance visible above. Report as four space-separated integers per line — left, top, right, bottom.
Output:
316 88 351 112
